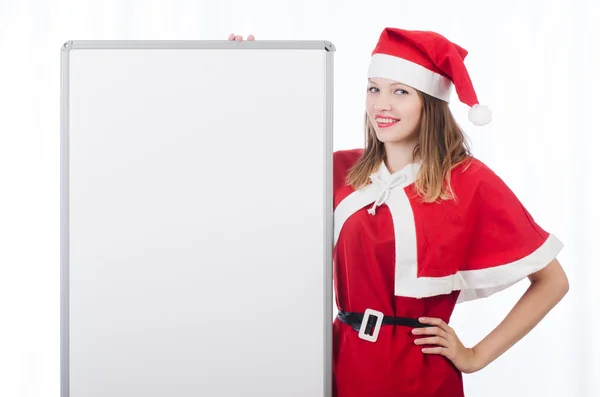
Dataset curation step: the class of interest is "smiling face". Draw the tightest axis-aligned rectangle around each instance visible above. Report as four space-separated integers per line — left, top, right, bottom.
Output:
365 77 423 144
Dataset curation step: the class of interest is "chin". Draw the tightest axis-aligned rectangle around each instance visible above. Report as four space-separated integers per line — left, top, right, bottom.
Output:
376 126 419 142
376 131 411 142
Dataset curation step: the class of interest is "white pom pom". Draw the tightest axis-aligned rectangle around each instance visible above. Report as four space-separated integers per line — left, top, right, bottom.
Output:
468 104 492 126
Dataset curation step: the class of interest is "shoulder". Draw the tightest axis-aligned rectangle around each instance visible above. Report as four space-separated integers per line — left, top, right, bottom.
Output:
333 148 363 193
333 148 363 168
449 156 504 190
449 156 518 206
333 148 364 178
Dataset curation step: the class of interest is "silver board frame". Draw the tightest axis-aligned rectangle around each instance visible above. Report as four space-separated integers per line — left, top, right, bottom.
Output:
60 39 335 397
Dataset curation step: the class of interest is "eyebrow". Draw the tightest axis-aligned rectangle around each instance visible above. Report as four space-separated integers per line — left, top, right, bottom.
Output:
368 80 407 87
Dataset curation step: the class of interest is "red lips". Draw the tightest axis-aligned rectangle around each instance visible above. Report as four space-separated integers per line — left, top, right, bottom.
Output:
375 114 400 120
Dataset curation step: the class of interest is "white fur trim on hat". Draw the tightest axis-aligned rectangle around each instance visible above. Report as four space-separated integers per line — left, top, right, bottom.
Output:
367 53 453 102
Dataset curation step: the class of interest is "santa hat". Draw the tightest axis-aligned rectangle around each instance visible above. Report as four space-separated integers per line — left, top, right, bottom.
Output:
367 27 492 126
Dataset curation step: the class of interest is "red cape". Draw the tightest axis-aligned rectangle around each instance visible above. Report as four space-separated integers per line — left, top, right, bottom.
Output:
333 148 563 303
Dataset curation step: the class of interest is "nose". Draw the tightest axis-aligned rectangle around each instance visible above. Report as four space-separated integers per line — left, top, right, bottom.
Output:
373 93 392 111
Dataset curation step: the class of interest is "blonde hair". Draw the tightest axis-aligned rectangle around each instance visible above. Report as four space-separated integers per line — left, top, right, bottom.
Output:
346 90 474 203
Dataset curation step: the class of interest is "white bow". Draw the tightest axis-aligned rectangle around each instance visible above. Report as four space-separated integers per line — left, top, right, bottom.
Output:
367 173 407 215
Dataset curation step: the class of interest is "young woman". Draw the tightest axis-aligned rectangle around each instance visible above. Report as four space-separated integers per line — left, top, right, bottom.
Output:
229 29 569 397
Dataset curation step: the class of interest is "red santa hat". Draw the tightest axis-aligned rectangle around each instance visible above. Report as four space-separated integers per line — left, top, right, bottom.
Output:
367 27 492 126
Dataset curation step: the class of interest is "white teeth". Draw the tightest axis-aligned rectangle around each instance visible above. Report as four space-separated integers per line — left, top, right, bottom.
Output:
376 118 399 123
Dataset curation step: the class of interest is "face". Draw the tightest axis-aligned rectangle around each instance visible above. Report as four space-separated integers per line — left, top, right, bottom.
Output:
365 77 422 144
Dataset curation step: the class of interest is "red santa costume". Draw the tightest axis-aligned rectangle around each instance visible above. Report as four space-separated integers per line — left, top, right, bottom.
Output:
332 28 564 397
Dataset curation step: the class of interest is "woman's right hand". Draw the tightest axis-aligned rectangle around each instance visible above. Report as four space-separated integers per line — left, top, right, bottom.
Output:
228 33 255 41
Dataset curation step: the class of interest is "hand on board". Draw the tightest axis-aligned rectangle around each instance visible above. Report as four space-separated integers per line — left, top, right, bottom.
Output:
228 33 255 41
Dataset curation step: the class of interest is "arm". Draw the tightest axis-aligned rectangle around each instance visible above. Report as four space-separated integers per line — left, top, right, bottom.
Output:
472 258 569 370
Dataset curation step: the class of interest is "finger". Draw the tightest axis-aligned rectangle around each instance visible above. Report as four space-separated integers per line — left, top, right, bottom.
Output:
235 35 243 41
414 336 449 347
413 326 447 339
228 33 235 40
418 317 453 334
421 346 448 356
248 34 255 40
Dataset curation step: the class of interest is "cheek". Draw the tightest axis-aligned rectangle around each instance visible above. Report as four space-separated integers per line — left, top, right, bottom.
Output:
365 98 374 114
406 104 422 123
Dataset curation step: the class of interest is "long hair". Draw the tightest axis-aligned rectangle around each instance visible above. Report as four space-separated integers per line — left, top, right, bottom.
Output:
345 90 473 203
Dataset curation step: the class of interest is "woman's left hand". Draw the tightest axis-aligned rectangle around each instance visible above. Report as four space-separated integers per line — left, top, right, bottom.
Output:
412 317 484 374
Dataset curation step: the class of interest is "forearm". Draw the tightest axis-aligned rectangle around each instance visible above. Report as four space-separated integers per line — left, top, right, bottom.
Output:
472 275 569 370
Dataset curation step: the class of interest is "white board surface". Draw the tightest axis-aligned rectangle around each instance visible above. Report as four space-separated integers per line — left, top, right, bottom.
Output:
60 40 335 397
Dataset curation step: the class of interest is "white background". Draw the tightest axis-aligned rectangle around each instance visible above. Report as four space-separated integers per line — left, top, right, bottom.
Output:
1 0 598 396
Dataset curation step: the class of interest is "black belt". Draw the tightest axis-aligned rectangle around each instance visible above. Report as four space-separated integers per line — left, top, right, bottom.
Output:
337 309 428 342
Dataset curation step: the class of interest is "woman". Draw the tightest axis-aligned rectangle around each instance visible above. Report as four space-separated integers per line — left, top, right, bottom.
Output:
229 29 569 397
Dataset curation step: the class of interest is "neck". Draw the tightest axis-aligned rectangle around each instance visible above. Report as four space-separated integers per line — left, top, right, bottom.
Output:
383 141 420 174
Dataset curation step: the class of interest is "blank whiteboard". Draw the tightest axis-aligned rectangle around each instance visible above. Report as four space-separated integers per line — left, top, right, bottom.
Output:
60 40 335 397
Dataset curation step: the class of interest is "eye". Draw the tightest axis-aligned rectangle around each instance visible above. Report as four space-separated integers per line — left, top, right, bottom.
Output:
368 87 408 94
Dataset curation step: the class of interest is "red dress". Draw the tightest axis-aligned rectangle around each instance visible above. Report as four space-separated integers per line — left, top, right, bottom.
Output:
332 148 564 397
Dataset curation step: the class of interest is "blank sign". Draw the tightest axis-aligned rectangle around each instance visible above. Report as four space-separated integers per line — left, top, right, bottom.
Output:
60 40 335 397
